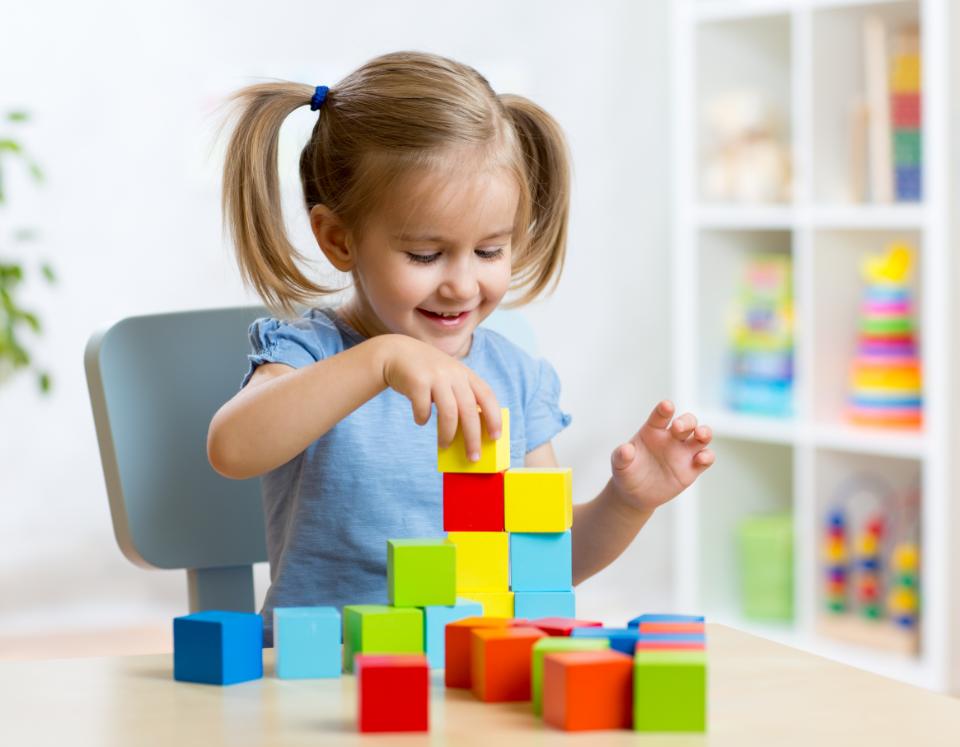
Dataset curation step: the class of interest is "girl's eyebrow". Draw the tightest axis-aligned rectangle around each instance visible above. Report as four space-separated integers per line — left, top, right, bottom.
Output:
393 228 514 243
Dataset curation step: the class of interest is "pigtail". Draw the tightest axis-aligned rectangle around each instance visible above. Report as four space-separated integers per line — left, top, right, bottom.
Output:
221 81 337 317
499 94 570 306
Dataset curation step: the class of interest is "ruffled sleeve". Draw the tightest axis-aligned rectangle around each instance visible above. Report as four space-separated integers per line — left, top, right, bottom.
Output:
524 357 573 452
239 316 330 388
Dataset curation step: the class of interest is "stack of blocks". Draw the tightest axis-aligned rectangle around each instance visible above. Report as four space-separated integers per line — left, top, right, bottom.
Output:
439 408 576 621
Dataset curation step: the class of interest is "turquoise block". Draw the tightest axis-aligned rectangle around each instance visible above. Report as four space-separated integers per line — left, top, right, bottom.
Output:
274 606 341 679
421 598 484 668
570 626 639 655
628 613 705 628
173 610 263 685
513 590 576 619
509 531 572 591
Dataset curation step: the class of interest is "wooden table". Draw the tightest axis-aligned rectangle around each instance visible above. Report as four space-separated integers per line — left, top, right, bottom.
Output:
4 624 959 745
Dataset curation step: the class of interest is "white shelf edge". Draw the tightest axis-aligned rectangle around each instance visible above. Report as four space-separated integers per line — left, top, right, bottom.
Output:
695 0 916 24
695 203 930 230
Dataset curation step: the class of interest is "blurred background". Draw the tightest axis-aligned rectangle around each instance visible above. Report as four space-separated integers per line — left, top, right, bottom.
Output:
2 0 959 695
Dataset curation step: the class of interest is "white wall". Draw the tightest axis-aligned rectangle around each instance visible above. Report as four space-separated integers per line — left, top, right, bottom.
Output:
0 0 673 635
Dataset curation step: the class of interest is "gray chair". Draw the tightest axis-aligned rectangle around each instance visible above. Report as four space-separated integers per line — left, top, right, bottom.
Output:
84 306 269 613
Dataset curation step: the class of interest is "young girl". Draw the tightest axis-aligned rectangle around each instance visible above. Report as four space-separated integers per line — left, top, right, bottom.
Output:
208 51 715 645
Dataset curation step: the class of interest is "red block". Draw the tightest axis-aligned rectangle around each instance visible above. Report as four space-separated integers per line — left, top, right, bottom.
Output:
543 650 633 731
443 472 505 531
471 626 547 702
355 654 429 733
529 617 604 637
637 622 706 634
634 640 705 651
892 93 922 128
444 616 512 688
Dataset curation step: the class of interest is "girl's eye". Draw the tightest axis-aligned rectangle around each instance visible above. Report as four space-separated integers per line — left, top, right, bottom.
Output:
405 252 441 264
476 247 505 260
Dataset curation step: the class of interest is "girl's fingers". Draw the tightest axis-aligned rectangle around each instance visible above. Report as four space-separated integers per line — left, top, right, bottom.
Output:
471 377 502 440
645 400 675 430
611 442 636 471
694 449 715 468
693 425 712 444
433 385 459 447
671 412 698 440
453 381 482 461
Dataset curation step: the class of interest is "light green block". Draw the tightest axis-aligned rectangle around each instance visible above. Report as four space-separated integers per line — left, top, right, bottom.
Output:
634 651 707 732
387 538 456 607
893 129 922 166
530 636 610 716
342 605 423 673
737 514 794 622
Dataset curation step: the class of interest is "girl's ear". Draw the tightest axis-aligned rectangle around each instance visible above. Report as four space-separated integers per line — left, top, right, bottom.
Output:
310 205 355 271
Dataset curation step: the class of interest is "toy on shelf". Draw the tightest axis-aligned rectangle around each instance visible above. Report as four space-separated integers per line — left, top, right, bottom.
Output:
700 89 792 204
890 25 922 202
737 513 794 622
727 253 794 416
817 472 921 655
847 242 923 429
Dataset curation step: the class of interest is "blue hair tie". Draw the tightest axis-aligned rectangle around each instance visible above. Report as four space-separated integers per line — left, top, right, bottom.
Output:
310 85 329 112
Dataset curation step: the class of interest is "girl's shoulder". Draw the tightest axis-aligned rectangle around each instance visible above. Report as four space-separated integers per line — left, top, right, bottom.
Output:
471 325 561 403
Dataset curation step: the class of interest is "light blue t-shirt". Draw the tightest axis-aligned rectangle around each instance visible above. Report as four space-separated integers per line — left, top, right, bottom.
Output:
241 307 572 645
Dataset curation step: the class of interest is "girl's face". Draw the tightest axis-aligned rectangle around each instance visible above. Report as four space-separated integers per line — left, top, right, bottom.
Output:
344 163 519 358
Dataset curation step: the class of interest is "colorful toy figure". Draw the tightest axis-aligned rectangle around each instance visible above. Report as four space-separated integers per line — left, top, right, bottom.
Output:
823 509 848 614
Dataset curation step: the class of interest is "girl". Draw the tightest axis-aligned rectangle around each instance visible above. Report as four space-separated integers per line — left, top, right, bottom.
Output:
207 51 715 645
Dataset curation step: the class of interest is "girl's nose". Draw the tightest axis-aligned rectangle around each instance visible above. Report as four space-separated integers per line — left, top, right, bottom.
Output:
439 258 480 301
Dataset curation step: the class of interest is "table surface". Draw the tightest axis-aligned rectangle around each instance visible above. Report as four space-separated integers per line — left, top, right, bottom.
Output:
4 624 959 746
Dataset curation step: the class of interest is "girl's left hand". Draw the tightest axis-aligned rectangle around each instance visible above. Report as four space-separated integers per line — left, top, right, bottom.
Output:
610 400 715 513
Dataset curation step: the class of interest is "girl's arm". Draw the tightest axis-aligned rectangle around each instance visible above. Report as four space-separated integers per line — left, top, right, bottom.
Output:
525 441 653 586
208 333 502 481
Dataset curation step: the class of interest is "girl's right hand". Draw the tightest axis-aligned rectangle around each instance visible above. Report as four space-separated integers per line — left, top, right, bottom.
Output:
377 334 502 462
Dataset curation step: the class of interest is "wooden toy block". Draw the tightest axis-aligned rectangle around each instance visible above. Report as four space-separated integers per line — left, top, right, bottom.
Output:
273 606 341 679
504 468 573 532
628 613 705 628
445 531 509 590
173 610 263 685
443 472 505 531
530 636 610 715
637 621 705 634
387 538 456 607
422 599 483 669
543 650 634 731
637 632 705 645
509 531 572 591
355 654 429 733
460 590 514 617
342 605 423 674
438 407 510 474
529 617 603 637
470 626 547 702
514 591 575 619
570 626 639 655
633 650 707 732
444 616 514 688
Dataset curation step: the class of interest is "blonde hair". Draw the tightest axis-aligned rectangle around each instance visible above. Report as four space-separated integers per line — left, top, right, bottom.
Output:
221 51 570 317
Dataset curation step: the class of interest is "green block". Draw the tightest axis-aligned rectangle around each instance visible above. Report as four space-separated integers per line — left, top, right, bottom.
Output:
893 129 922 166
737 514 794 622
342 605 423 673
387 539 456 607
634 651 707 732
530 636 610 716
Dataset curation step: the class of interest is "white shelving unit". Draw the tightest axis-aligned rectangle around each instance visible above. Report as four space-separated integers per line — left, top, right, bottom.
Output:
671 0 958 692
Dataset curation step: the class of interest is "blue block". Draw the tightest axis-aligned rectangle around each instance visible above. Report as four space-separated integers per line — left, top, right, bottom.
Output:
173 610 263 685
510 531 572 591
895 165 922 201
628 613 706 628
570 626 638 655
514 590 576 619
274 606 341 679
421 598 484 669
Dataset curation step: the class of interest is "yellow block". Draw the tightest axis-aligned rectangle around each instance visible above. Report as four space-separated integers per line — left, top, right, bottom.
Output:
446 532 509 591
459 590 514 618
891 54 921 93
504 467 573 532
438 407 511 474
823 538 846 564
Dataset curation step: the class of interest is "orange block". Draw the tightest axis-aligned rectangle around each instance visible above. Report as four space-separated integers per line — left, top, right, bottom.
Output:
543 650 634 731
634 640 705 651
470 626 547 702
637 622 705 634
444 617 512 688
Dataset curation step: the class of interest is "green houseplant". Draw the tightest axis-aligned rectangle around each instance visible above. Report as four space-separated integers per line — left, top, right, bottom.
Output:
1 110 55 392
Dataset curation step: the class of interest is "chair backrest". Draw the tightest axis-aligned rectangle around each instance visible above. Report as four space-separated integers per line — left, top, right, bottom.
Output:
84 306 269 613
